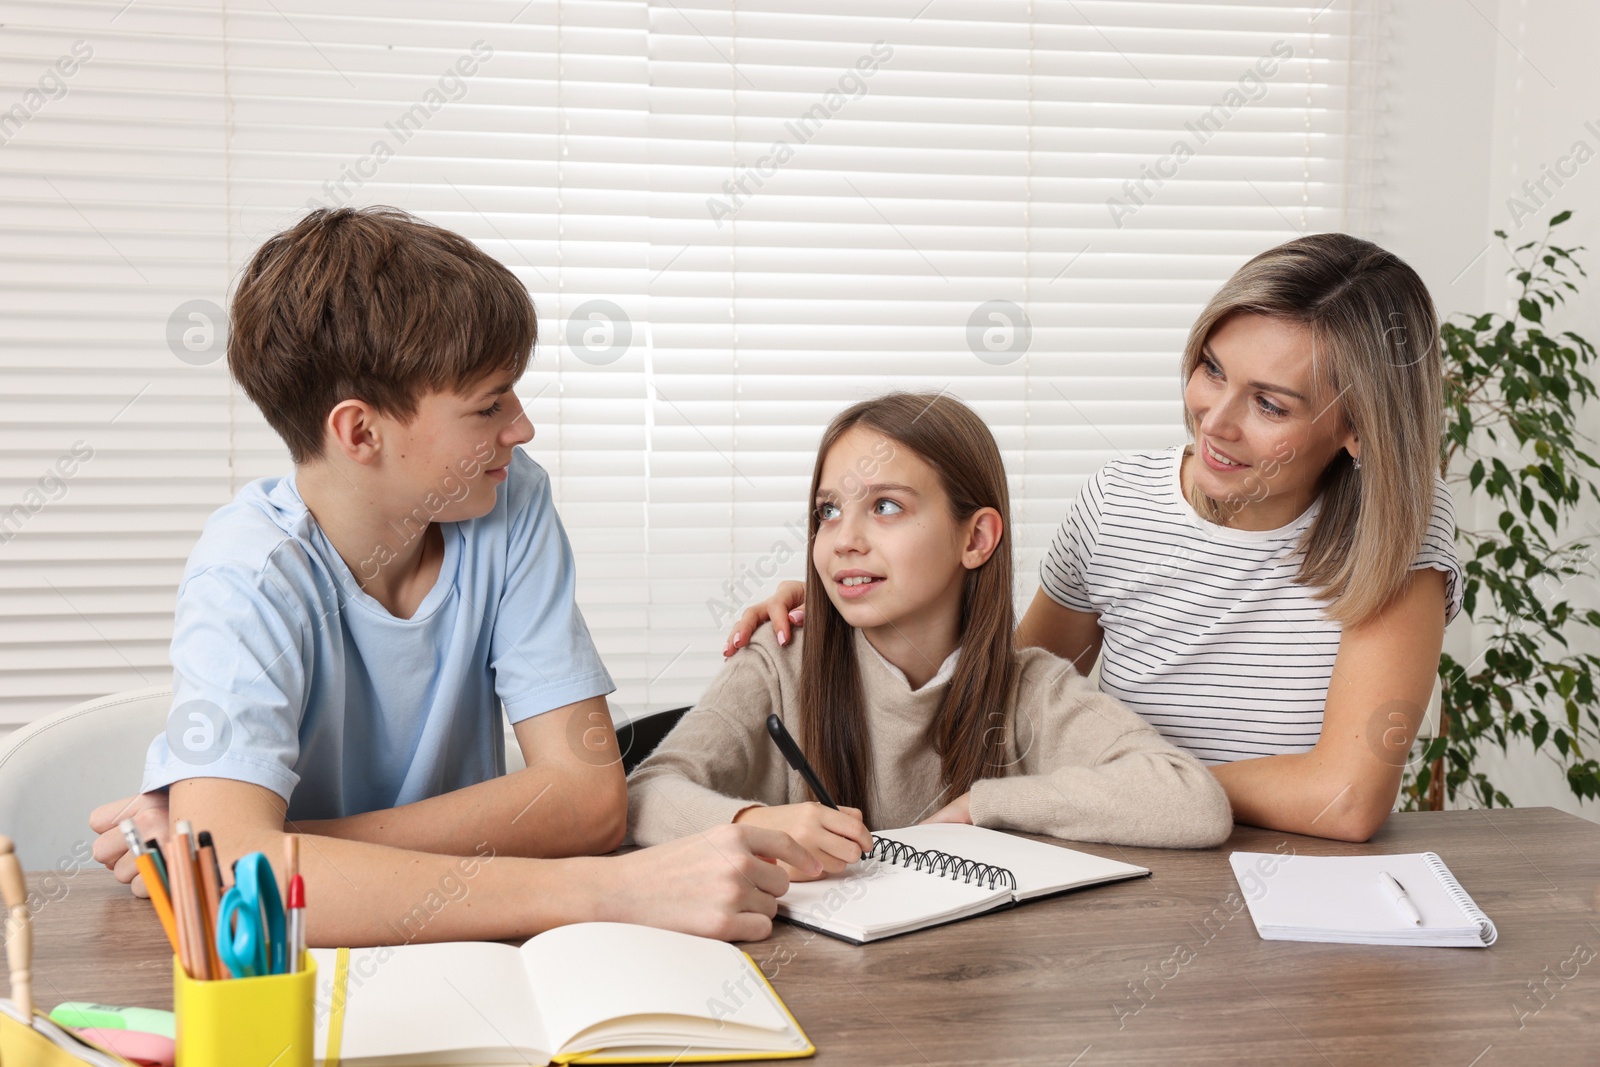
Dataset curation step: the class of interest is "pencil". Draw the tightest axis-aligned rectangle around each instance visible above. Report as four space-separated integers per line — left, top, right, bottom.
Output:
144 838 169 889
165 835 194 978
120 820 179 952
175 820 199 871
117 819 143 861
188 862 211 980
171 834 210 980
133 852 180 955
174 822 216 980
197 831 226 891
196 840 227 979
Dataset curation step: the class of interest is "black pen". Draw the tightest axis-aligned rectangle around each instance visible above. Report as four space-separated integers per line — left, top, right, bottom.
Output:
766 713 838 809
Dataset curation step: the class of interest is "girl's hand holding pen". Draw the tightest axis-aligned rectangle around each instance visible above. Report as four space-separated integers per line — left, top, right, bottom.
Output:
733 803 872 880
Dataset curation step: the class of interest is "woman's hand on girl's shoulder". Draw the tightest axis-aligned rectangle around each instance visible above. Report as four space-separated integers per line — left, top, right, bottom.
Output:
723 580 807 658
733 801 871 880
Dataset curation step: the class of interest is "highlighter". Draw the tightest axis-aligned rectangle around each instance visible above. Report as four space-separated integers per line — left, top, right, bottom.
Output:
49 1002 177 1039
70 1027 176 1067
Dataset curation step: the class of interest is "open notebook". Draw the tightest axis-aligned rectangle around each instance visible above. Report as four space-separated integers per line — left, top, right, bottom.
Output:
1229 851 1498 947
777 823 1150 944
309 922 814 1065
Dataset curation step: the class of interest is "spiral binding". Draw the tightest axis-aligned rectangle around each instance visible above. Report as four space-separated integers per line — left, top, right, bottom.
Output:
865 835 1018 891
1421 851 1498 945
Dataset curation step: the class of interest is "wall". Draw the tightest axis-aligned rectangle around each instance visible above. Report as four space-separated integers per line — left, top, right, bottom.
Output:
1383 0 1600 821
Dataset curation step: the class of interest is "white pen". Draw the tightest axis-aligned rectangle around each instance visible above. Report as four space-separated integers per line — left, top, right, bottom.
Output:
1379 870 1422 925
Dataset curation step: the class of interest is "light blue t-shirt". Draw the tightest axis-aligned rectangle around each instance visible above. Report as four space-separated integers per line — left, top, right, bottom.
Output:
141 447 614 821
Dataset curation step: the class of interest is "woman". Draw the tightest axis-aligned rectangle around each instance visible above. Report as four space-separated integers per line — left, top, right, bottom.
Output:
725 233 1462 843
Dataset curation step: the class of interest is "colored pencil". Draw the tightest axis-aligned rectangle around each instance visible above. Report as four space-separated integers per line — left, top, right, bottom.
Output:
196 841 227 979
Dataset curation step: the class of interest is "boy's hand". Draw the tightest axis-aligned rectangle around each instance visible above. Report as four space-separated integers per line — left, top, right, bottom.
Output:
723 580 807 657
594 823 818 942
88 791 170 897
733 802 871 880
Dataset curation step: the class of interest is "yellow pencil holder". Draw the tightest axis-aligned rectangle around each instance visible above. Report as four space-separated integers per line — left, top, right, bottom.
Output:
173 954 316 1067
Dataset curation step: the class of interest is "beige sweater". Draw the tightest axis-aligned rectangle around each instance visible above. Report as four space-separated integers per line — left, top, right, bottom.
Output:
627 626 1233 849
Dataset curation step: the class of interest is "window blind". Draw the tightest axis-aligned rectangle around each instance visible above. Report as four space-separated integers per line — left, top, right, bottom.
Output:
0 0 1379 728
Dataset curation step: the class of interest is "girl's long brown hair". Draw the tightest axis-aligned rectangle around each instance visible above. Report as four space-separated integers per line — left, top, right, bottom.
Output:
799 393 1019 825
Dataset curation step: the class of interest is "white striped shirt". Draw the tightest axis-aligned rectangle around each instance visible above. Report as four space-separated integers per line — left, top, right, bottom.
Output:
1040 446 1463 765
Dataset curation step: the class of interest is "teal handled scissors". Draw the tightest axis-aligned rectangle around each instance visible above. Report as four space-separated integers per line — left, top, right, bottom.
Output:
217 852 287 977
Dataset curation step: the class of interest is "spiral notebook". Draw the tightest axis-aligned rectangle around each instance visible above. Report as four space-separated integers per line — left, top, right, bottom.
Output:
1229 851 1498 947
777 823 1150 944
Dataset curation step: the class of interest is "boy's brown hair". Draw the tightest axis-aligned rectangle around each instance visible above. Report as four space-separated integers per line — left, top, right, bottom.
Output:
229 206 536 463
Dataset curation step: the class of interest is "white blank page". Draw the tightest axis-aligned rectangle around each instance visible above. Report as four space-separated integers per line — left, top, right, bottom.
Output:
520 922 791 1053
311 943 548 1064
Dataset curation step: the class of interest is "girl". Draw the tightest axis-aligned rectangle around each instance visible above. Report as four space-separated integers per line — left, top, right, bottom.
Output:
726 233 1464 844
628 393 1232 875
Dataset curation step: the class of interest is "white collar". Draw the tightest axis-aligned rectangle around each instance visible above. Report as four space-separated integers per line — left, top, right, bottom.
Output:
860 636 961 694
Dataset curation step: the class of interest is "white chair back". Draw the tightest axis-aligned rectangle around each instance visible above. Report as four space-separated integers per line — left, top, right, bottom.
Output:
0 685 171 870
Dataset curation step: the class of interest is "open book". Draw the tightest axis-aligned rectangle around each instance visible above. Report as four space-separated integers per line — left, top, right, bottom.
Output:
777 823 1150 944
1230 851 1498 947
309 922 813 1065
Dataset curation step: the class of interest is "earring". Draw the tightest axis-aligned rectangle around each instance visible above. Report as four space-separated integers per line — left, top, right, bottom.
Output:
1353 455 1362 471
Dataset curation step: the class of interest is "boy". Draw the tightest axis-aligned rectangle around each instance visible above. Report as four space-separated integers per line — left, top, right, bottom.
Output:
89 207 812 945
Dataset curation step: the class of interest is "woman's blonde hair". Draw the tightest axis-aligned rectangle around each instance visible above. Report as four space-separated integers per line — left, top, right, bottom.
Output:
1181 232 1442 628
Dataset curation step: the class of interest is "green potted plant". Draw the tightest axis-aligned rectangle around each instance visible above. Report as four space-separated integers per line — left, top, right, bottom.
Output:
1406 210 1600 811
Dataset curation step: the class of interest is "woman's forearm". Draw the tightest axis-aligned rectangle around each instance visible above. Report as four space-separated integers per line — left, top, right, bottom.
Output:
1212 570 1447 842
1211 750 1400 842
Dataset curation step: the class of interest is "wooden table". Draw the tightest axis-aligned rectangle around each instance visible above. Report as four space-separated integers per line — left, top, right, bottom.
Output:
21 808 1600 1065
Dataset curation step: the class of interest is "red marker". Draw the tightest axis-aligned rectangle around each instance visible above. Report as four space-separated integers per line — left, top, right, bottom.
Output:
286 875 305 974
